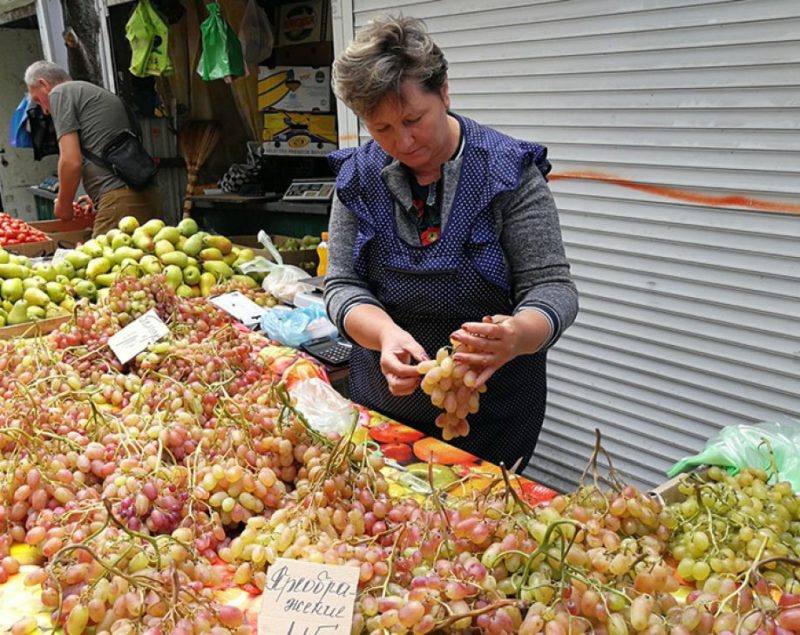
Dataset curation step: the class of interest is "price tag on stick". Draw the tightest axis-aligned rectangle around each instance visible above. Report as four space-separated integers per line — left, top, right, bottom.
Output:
209 291 268 327
108 310 170 364
258 559 359 635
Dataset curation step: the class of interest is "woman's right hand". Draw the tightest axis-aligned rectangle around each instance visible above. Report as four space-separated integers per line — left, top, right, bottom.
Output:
379 329 429 396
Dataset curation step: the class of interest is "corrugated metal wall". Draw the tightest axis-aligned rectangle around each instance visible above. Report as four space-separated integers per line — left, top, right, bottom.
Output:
348 0 800 491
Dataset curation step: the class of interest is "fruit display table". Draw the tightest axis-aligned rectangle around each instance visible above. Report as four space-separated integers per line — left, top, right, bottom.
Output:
0 217 797 634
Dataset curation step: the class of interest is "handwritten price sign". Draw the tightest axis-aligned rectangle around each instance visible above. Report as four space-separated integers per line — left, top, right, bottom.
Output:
258 559 359 634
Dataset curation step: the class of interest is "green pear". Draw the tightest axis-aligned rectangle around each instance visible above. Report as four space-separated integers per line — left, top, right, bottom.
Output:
132 230 155 252
65 251 92 270
154 226 181 245
7 300 29 325
178 217 199 237
163 265 183 289
86 257 112 279
182 234 204 257
74 280 97 300
23 287 50 307
23 276 47 290
0 249 9 264
26 305 46 321
160 251 188 269
79 240 104 258
140 219 165 237
118 216 140 234
111 233 132 250
45 281 66 303
1 278 24 302
202 261 232 280
182 265 201 285
54 259 75 279
199 247 223 262
154 240 174 257
176 284 194 298
139 255 162 275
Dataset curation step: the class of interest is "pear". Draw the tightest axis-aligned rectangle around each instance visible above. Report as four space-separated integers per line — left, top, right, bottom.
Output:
140 219 166 237
7 300 29 325
118 216 140 234
178 217 199 237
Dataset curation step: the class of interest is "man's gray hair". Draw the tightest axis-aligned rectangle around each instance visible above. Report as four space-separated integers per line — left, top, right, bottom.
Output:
333 15 448 119
24 60 71 87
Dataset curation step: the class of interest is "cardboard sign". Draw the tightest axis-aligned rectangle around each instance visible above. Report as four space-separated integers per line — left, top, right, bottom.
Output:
108 310 169 364
258 559 359 635
209 291 268 327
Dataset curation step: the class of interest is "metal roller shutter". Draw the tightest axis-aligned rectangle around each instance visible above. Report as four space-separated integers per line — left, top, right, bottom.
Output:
344 0 800 491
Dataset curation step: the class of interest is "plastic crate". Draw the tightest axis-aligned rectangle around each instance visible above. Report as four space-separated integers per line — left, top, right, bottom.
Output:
32 193 55 221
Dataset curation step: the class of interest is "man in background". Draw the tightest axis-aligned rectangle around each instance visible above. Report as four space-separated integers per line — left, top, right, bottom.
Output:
24 61 159 235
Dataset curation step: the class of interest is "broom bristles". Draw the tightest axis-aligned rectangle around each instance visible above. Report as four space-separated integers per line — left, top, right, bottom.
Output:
179 122 221 216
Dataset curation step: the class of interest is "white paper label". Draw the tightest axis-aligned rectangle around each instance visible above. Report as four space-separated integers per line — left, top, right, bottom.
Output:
258 559 359 635
108 310 169 364
209 291 268 327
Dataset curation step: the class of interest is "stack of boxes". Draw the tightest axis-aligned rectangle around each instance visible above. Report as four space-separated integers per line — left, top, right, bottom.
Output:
259 0 337 157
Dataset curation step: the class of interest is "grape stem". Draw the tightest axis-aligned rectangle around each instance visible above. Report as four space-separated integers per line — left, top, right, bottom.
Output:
434 598 520 629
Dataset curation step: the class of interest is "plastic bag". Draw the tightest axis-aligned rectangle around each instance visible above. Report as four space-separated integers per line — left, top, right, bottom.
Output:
239 231 311 303
289 377 356 436
239 0 273 65
197 2 245 82
126 0 173 78
667 420 800 490
9 95 32 149
260 304 326 348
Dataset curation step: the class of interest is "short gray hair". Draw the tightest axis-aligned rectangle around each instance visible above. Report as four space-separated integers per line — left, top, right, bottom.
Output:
24 60 71 87
333 15 448 118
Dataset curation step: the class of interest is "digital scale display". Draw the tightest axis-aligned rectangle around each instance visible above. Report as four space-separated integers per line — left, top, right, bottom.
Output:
282 179 335 202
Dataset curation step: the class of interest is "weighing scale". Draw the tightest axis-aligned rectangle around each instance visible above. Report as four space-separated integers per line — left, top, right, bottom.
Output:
282 178 335 202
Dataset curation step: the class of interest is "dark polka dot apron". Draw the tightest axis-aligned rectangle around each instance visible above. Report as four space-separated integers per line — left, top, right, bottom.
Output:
329 115 551 468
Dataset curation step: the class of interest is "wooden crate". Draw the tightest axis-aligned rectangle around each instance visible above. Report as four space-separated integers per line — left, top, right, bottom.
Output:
0 314 70 340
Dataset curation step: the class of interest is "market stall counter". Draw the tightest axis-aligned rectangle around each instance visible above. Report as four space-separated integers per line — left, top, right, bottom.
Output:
0 219 796 634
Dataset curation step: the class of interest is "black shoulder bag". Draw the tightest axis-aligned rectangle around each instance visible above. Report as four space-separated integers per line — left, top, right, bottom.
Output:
81 100 158 190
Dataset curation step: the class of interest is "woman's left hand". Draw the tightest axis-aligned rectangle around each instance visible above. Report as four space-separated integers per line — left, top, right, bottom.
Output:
450 315 519 387
451 311 551 387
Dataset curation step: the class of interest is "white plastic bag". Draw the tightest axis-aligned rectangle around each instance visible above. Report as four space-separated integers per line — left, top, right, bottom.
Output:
238 231 311 303
290 378 355 436
238 0 273 65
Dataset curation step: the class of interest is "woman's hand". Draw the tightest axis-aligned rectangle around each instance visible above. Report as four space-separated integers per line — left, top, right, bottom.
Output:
379 328 429 396
451 311 551 387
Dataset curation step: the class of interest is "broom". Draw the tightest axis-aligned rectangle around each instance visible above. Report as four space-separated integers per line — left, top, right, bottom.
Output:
178 121 221 218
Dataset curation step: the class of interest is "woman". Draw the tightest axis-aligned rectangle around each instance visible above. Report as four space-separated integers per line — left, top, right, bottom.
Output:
325 16 578 468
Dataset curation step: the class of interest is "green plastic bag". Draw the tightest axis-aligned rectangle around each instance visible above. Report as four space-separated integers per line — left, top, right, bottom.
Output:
667 421 800 490
197 2 245 82
126 0 173 77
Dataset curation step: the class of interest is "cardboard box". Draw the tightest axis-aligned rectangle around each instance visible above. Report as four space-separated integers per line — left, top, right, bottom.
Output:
31 219 93 250
262 112 337 156
276 0 331 48
258 66 331 112
5 238 56 258
231 234 319 271
649 467 709 505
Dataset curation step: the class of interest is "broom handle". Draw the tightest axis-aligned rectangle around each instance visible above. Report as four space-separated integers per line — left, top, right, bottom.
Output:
183 167 199 218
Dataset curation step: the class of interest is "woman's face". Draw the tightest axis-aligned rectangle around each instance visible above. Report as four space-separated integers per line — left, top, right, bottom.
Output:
363 80 455 174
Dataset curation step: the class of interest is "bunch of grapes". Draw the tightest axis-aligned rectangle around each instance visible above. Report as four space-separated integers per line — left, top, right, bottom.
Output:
417 342 486 440
668 466 800 585
194 460 286 527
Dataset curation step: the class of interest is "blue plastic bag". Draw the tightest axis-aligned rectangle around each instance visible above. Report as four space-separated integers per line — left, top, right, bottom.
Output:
260 305 327 348
9 95 32 149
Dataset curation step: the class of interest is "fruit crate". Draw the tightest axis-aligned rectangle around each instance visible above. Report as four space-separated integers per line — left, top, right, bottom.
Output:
0 314 70 340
